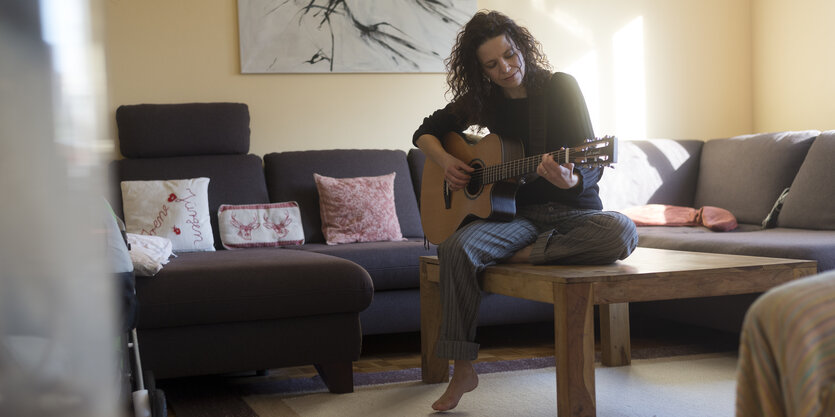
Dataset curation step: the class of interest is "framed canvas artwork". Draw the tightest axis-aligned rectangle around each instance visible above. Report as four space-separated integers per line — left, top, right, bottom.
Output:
237 0 477 73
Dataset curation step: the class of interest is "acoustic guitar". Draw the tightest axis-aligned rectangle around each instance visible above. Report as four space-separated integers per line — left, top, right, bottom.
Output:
420 132 617 244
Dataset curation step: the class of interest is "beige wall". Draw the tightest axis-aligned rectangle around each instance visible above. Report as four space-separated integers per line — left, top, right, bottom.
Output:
105 0 758 156
488 0 753 141
752 0 835 132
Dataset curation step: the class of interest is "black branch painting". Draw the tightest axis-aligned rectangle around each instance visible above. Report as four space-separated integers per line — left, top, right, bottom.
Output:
238 0 476 73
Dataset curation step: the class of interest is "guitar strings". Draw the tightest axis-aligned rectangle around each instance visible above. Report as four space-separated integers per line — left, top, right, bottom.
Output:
471 149 569 183
469 137 613 184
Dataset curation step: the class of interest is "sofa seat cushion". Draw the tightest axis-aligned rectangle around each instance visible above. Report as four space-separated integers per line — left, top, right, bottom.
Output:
635 226 835 271
134 249 373 329
291 239 436 291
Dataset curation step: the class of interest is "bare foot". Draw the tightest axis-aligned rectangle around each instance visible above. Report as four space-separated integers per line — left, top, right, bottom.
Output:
432 360 479 412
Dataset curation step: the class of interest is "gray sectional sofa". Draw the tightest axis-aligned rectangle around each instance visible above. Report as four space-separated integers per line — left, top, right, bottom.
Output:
597 130 835 331
109 103 552 390
111 103 375 392
111 101 834 388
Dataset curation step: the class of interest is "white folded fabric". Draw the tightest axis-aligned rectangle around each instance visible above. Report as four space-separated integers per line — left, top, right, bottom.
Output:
127 233 174 276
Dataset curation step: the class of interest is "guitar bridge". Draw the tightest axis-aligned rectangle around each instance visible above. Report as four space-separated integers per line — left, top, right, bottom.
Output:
443 182 451 209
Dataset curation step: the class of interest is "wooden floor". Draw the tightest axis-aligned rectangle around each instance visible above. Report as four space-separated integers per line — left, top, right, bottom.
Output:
164 317 739 416
267 317 740 381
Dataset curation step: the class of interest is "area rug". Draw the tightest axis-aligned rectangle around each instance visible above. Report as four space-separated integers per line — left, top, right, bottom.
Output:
162 352 739 417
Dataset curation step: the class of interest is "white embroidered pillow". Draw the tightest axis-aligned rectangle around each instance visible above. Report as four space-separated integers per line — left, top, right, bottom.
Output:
120 177 215 252
313 172 405 245
218 202 305 249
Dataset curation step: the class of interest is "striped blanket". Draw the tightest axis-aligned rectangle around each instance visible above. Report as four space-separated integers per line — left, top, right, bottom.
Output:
736 269 835 417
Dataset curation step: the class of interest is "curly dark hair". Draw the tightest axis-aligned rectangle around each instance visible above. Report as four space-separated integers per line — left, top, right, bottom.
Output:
446 10 551 127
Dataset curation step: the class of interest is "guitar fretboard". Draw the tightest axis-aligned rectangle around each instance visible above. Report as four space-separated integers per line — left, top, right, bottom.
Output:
472 149 571 185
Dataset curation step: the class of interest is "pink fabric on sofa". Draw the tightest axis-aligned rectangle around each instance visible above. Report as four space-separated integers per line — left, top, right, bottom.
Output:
697 206 738 232
621 204 737 232
621 204 699 227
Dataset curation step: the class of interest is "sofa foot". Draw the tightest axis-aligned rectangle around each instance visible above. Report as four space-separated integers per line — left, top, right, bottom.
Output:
315 361 354 393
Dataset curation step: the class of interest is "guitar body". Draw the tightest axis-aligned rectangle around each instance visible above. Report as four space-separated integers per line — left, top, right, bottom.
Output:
420 132 524 244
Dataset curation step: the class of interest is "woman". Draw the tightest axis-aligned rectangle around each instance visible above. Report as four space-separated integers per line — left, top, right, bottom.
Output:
413 10 638 411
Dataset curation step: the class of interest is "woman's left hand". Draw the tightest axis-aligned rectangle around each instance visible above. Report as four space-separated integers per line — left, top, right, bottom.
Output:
536 153 578 189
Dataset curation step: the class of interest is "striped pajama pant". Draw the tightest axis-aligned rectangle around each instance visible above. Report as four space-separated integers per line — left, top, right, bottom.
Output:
736 269 835 417
435 202 639 360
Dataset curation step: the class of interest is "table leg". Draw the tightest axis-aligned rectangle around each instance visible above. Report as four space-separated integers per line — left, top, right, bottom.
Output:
420 260 449 383
600 303 631 366
554 283 596 417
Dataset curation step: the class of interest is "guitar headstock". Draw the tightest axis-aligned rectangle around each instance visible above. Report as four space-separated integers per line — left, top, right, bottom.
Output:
571 135 617 168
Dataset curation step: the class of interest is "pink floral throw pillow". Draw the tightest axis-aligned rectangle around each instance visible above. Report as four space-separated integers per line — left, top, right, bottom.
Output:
313 172 406 245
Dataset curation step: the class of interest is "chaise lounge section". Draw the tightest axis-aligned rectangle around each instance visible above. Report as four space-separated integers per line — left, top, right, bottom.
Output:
110 103 373 392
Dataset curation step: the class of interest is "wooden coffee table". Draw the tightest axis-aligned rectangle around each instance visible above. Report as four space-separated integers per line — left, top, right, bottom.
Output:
419 247 817 417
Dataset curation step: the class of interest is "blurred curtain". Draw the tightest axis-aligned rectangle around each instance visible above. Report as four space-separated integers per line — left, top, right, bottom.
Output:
0 0 119 416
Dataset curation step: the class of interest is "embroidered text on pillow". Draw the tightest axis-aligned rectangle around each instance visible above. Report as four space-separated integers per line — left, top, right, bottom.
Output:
121 177 215 252
164 188 207 245
138 187 206 244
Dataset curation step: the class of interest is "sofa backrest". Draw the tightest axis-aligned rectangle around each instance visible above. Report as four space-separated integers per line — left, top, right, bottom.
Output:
263 149 424 243
117 102 251 158
112 155 269 250
110 103 269 250
406 148 426 205
694 130 818 225
777 131 835 230
598 138 704 211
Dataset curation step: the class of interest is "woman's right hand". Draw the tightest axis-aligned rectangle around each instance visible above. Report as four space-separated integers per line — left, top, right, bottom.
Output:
415 133 474 191
441 153 474 191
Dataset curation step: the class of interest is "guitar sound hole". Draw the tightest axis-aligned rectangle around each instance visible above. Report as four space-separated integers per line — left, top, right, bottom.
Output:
465 162 483 198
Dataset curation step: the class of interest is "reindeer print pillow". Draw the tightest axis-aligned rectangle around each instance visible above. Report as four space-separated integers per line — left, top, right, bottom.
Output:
217 202 304 249
121 177 215 252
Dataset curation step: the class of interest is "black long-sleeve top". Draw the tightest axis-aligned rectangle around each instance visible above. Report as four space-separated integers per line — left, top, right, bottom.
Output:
412 72 604 210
